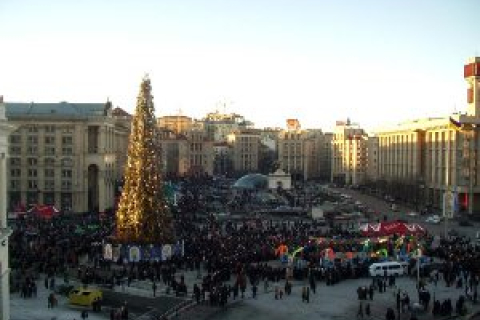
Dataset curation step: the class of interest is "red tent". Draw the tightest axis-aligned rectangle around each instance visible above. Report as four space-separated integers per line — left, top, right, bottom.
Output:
359 221 426 236
27 205 60 219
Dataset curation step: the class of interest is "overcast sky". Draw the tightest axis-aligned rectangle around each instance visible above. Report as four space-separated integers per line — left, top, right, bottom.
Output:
1 0 479 131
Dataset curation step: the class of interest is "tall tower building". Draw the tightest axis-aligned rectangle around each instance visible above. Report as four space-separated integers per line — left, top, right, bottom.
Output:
331 120 368 186
465 57 480 117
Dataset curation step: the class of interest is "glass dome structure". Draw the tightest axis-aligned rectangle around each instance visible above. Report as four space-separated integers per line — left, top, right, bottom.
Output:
232 174 268 190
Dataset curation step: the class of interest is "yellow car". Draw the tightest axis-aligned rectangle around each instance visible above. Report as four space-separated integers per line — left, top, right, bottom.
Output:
68 288 102 306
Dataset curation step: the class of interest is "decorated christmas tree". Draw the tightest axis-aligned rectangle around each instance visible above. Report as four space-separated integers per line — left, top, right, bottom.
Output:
116 76 174 244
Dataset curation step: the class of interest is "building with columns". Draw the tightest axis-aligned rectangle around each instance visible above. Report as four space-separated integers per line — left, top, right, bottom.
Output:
372 57 480 214
0 97 16 320
4 101 130 213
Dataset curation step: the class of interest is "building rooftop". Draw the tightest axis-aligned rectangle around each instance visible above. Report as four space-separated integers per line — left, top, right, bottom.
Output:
5 102 110 119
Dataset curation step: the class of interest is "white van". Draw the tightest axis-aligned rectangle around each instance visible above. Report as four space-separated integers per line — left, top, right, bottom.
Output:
369 262 405 277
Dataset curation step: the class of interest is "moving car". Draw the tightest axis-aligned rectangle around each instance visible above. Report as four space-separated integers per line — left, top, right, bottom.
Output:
69 288 102 306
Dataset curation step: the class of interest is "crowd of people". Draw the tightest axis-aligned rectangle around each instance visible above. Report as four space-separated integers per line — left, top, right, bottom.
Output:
8 185 480 320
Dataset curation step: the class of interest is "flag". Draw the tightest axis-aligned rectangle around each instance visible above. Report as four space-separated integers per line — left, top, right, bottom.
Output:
448 117 462 131
449 117 474 132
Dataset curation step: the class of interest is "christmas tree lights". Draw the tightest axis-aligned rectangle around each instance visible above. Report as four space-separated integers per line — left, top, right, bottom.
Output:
116 76 174 244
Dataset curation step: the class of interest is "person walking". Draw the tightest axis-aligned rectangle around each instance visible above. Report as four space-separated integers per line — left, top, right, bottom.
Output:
357 301 364 319
152 281 157 297
385 307 395 320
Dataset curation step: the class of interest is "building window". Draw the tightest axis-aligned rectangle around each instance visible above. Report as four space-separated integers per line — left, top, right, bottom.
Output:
62 126 74 134
44 180 55 191
10 146 21 154
45 158 55 166
45 125 56 133
45 169 55 178
44 192 55 205
45 147 56 155
62 147 73 155
10 158 21 166
27 146 38 154
10 169 21 177
28 169 37 177
28 180 38 189
10 180 20 190
61 169 72 178
27 158 38 166
45 136 56 144
61 180 72 190
27 126 38 133
62 136 73 145
27 136 38 144
10 135 21 144
61 158 73 167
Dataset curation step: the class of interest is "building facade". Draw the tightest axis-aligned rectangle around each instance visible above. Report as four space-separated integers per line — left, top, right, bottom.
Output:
186 129 214 176
202 110 253 142
4 101 130 213
331 120 368 186
227 129 260 174
277 121 330 182
319 133 333 181
157 115 193 134
372 57 480 214
157 127 214 177
0 97 16 320
366 135 379 182
277 127 308 181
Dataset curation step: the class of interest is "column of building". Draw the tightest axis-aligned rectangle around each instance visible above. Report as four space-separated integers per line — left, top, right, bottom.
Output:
98 126 107 212
0 152 10 320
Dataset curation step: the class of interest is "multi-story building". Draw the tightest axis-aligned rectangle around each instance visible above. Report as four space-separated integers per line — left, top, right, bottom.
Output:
277 121 329 182
186 129 214 176
366 135 379 182
202 110 253 142
331 120 368 186
227 128 260 174
158 114 193 134
319 132 333 181
4 101 130 213
372 57 480 214
213 142 233 176
0 96 16 320
157 128 189 176
157 127 214 177
277 124 308 181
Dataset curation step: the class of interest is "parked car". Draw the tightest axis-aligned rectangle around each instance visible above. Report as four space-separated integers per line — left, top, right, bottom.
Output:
425 215 442 224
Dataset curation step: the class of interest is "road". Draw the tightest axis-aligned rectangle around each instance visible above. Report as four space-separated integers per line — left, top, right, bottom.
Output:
331 187 479 239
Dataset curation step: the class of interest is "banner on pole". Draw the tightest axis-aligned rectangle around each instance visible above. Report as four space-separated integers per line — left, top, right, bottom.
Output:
443 191 455 219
